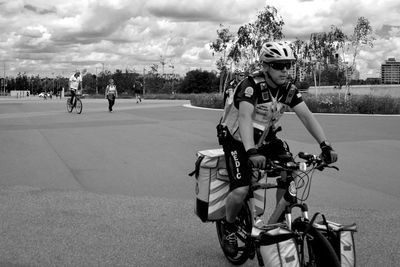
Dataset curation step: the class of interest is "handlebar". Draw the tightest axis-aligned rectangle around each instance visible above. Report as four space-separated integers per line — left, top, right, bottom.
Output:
251 152 338 191
264 152 339 172
251 152 339 203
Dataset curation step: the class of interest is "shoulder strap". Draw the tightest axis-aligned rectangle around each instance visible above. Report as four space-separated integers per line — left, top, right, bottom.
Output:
188 155 205 178
284 82 296 105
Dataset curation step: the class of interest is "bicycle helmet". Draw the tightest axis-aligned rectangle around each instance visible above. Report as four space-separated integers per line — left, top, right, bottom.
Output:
259 41 295 63
234 68 245 75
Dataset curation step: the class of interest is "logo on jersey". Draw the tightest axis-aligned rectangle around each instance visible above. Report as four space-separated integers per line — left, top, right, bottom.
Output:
262 91 270 101
244 87 254 98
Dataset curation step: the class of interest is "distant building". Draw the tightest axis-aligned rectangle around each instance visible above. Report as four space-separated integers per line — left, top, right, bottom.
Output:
381 58 400 84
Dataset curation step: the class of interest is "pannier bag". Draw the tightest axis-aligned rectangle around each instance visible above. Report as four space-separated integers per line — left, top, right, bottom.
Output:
313 215 357 267
189 148 267 222
255 226 300 267
189 148 229 222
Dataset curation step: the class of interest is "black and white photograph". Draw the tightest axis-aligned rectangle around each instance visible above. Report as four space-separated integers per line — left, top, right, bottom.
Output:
0 0 399 266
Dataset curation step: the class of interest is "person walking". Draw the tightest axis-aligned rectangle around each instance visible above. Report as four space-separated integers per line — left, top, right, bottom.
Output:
105 79 118 112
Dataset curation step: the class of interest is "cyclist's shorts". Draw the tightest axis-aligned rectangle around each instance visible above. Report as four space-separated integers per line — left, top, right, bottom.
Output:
223 137 293 191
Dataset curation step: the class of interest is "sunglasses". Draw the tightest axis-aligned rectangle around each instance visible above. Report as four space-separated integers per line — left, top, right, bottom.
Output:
269 62 292 71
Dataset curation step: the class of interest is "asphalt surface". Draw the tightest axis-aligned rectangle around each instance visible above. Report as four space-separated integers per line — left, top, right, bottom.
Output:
0 97 399 267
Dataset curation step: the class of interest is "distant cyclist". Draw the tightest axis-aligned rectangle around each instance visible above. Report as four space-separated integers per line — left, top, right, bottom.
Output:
223 69 246 107
69 70 82 106
217 41 338 256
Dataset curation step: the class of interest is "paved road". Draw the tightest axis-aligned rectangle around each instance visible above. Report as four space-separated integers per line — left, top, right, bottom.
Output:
0 97 399 266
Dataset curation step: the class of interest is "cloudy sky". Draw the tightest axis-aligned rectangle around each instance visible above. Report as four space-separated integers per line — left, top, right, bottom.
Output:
0 0 399 79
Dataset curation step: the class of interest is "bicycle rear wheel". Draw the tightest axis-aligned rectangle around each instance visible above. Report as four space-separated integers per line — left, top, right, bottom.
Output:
216 203 253 265
292 219 340 267
66 98 73 113
75 98 82 114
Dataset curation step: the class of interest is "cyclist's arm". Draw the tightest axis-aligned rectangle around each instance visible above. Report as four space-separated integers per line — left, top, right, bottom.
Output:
292 102 327 144
238 101 256 151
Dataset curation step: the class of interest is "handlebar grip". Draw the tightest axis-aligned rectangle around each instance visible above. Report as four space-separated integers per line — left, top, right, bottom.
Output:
298 152 313 161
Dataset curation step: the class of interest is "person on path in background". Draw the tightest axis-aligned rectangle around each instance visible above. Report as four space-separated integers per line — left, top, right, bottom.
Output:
105 79 118 112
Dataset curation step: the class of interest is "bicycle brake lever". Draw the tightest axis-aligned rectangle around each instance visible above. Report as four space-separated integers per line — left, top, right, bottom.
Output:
317 164 339 171
328 165 339 171
315 163 326 171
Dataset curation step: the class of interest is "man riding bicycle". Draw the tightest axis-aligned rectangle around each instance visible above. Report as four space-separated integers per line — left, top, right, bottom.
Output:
224 68 246 107
69 70 82 106
217 41 338 256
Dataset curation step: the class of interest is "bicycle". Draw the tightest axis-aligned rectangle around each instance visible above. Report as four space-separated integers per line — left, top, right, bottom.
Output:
215 151 350 267
66 91 83 114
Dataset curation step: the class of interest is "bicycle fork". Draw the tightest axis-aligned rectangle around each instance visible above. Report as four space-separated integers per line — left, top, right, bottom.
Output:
285 203 309 230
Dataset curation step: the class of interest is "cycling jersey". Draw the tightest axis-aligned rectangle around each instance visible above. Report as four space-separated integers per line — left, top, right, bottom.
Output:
222 71 303 144
69 74 82 91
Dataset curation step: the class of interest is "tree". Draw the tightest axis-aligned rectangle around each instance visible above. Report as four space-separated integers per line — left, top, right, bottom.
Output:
328 25 348 87
178 70 218 94
210 24 235 94
346 17 374 93
210 5 285 93
303 32 339 90
232 5 284 71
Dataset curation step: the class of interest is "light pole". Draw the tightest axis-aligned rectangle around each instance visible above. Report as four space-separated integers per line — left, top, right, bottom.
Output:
143 68 146 95
95 67 98 95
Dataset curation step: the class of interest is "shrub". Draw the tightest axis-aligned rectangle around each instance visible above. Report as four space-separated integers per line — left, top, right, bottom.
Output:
189 92 400 114
190 93 224 109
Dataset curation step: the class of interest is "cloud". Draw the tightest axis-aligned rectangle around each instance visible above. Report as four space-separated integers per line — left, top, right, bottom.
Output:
24 4 56 15
1 0 399 78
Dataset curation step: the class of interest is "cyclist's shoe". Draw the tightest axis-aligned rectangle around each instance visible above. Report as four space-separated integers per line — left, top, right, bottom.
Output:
222 223 238 256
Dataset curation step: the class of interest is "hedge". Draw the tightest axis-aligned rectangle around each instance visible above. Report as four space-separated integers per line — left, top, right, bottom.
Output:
189 93 400 114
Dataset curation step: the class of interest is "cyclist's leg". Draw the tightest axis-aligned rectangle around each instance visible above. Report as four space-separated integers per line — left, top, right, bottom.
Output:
222 139 252 256
224 139 252 224
259 138 297 224
70 90 76 105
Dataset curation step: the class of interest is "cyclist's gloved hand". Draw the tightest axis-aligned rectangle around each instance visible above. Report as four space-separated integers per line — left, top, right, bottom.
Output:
247 148 266 169
319 141 338 164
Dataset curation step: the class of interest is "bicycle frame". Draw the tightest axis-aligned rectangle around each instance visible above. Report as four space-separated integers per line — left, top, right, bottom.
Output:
215 152 342 266
66 95 82 114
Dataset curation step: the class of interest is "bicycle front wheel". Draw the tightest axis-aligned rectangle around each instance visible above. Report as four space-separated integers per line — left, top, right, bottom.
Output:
293 220 340 267
216 203 253 265
75 99 82 114
66 98 73 113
